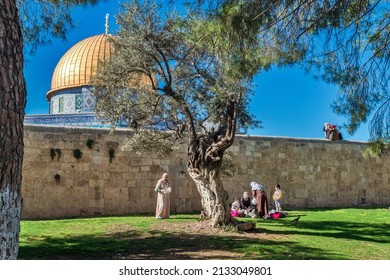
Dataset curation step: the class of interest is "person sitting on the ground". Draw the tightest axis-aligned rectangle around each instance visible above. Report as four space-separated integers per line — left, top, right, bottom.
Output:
240 191 255 217
230 197 241 217
240 191 252 211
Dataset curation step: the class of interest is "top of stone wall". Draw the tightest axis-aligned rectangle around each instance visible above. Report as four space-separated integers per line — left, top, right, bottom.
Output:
24 124 367 146
237 133 367 146
24 124 132 136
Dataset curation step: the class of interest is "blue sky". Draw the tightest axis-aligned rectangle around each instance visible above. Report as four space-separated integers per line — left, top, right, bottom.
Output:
23 0 370 142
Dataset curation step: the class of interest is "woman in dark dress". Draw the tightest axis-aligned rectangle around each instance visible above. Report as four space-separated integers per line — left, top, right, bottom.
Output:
250 181 269 218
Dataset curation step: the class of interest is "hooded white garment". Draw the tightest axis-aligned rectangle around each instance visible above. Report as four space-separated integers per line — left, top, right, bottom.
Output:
250 181 264 191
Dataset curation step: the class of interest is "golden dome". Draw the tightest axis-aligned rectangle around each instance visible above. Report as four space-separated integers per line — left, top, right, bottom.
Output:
46 34 114 100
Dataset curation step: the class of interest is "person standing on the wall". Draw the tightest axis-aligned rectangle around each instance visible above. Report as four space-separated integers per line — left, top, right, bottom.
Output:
155 173 171 219
250 181 269 218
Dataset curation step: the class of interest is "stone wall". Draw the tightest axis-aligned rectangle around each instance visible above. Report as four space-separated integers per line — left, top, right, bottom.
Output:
225 136 390 209
21 125 390 219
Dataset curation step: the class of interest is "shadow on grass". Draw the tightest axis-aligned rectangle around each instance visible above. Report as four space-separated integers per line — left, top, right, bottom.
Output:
258 219 390 244
19 210 389 260
18 228 338 260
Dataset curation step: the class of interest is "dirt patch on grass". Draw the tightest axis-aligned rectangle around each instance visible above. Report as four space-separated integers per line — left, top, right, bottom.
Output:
152 220 281 241
105 224 135 234
103 219 291 260
112 220 284 260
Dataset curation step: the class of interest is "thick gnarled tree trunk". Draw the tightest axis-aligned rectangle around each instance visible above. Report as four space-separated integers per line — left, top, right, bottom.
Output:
188 163 231 228
186 100 239 227
0 0 26 259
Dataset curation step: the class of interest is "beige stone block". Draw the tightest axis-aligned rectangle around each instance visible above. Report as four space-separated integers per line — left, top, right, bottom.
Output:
89 179 105 189
245 151 252 157
136 179 154 189
92 156 102 164
246 145 255 152
90 163 107 172
278 153 286 159
177 187 194 199
73 177 89 188
341 171 348 179
99 172 110 179
145 172 159 180
159 165 168 171
253 152 262 157
104 187 119 199
161 159 171 165
122 172 135 180
72 163 88 171
89 187 104 201
305 174 315 181
128 172 142 180
141 166 150 172
62 153 75 162
141 158 153 165
299 165 306 171
294 188 308 198
127 180 137 188
63 141 74 149
114 180 127 189
104 198 120 212
89 198 105 208
115 162 131 172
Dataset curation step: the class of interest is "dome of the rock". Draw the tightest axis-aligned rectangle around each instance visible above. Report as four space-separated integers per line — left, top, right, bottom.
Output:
45 34 116 114
46 34 113 100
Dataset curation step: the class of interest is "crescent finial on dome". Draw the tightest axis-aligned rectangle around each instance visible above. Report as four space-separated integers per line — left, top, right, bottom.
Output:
105 13 109 35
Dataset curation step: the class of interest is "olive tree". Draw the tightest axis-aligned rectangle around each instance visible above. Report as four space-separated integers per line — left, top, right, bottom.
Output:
92 0 285 227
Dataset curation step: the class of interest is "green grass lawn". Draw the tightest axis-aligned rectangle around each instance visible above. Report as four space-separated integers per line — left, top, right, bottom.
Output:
18 207 390 260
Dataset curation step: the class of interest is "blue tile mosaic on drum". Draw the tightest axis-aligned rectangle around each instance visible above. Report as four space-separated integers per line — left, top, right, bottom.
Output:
24 113 128 128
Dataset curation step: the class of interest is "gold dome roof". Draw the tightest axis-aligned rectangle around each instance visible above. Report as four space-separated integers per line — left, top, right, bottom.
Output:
46 34 114 100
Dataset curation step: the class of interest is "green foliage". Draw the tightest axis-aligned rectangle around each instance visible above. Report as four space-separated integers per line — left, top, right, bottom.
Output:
108 148 115 163
93 0 260 159
18 0 100 55
54 173 61 182
298 0 389 139
50 148 61 161
50 148 56 160
86 139 95 149
363 139 389 159
73 149 83 160
187 0 305 80
55 148 62 160
121 131 179 158
195 1 389 141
